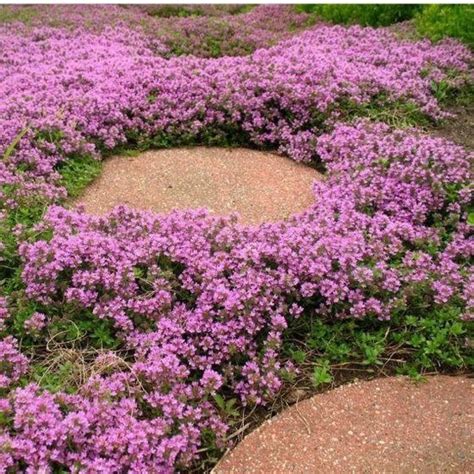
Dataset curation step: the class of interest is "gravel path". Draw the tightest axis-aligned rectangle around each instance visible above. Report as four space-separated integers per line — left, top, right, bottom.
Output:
214 376 473 473
73 147 322 225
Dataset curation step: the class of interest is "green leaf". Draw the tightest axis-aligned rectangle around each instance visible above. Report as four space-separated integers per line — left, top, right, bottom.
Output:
450 322 465 336
290 349 306 364
312 361 333 387
2 127 29 161
212 393 226 412
467 212 474 226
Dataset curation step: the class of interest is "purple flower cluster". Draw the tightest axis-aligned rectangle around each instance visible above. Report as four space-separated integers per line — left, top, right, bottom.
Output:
0 7 472 471
4 122 469 471
1 378 226 472
152 5 312 57
0 336 28 389
0 298 8 332
0 12 471 213
23 311 47 334
0 5 311 57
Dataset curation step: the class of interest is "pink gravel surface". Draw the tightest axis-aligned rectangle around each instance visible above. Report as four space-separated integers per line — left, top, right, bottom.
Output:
214 376 473 473
73 147 322 225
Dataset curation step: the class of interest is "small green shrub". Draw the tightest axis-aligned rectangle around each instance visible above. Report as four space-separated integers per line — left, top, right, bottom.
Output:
415 5 474 48
297 4 421 27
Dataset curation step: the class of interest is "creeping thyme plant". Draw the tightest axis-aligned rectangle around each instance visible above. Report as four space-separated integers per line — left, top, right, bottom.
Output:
0 5 472 472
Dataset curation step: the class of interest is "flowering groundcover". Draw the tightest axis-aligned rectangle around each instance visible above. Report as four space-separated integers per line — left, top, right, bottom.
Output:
0 6 473 472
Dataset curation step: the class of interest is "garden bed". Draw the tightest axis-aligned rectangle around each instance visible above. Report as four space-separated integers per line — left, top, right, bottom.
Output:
0 5 472 472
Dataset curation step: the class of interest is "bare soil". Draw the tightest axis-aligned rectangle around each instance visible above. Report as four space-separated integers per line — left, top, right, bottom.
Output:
430 103 474 150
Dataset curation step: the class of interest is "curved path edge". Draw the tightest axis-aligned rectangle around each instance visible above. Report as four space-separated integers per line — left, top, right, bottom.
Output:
214 375 473 473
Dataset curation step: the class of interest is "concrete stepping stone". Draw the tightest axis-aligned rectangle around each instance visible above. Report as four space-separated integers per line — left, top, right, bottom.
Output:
214 376 473 473
73 147 322 225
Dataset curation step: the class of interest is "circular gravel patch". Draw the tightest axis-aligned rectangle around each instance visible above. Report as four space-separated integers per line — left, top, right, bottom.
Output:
73 147 322 224
214 376 473 473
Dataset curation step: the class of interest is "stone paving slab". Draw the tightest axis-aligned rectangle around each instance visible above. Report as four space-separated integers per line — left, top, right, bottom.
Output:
214 376 473 473
73 147 321 225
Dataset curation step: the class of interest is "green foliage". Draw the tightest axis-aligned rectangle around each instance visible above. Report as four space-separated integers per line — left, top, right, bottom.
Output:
145 5 203 18
123 123 253 152
284 302 472 385
443 82 474 108
297 4 421 27
341 96 431 128
468 212 474 226
48 310 120 350
9 298 40 337
357 332 386 366
312 360 333 387
0 6 37 24
415 5 474 48
57 154 102 199
394 306 471 370
212 393 239 421
0 195 47 290
197 428 223 472
298 4 474 48
29 361 78 394
289 348 306 364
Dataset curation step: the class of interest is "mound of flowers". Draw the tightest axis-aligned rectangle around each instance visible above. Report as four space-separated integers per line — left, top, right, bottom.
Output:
0 5 311 57
0 16 471 213
0 121 470 471
0 7 472 472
